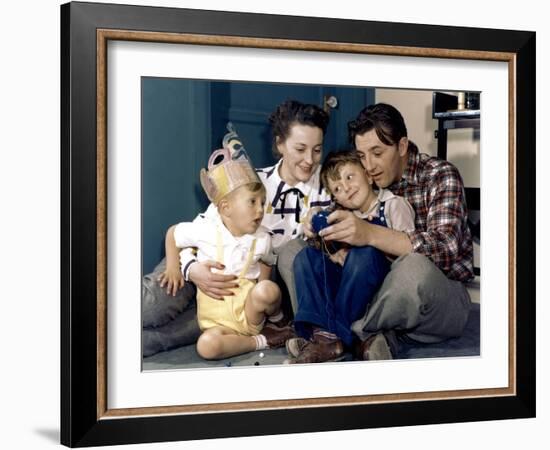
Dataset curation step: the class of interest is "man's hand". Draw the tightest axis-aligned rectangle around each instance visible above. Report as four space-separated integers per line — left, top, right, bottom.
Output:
303 206 321 239
328 248 350 266
188 260 239 300
319 210 371 246
157 266 185 297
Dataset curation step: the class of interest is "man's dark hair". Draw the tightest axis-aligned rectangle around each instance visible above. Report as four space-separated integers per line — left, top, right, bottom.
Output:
268 100 329 156
348 103 408 147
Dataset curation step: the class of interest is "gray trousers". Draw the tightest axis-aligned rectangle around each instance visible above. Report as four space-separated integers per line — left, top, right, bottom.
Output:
275 238 307 314
142 258 201 357
351 253 472 344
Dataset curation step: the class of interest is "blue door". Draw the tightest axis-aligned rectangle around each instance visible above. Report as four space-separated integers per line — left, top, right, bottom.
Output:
142 78 373 273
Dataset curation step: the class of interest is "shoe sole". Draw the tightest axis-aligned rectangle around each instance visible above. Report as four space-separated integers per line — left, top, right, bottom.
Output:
285 353 348 364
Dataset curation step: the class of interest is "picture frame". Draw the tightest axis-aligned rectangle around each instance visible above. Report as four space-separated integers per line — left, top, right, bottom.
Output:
60 1 535 447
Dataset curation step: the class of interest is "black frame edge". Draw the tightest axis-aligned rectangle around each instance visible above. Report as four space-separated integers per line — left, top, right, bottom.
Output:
514 31 536 418
60 2 71 446
60 2 536 447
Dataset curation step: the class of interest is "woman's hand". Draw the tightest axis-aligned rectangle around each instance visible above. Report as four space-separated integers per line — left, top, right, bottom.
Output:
157 266 185 297
188 261 239 300
319 210 371 246
328 248 350 266
303 206 321 239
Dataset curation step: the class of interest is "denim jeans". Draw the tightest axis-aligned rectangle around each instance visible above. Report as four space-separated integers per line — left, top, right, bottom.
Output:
293 245 390 346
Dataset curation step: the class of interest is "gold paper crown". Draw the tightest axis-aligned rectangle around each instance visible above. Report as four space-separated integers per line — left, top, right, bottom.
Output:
200 123 261 205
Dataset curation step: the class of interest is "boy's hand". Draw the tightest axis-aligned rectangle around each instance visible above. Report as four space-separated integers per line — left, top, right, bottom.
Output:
188 261 239 300
303 207 321 239
157 267 185 297
328 248 349 267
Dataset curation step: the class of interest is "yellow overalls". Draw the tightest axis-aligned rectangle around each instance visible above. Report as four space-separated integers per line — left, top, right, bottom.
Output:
196 228 262 336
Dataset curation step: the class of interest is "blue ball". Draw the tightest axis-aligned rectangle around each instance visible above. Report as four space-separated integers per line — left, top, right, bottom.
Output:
312 210 330 233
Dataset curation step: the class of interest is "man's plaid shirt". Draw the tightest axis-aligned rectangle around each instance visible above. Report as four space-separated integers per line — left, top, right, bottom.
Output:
388 143 474 282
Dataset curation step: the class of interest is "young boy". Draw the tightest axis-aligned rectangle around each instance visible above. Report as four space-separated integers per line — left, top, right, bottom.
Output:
288 150 415 363
158 135 294 360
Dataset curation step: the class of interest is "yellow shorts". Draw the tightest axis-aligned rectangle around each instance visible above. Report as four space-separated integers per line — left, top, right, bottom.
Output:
196 279 263 336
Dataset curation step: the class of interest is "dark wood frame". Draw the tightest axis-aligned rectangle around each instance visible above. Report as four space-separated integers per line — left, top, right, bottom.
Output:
61 1 535 447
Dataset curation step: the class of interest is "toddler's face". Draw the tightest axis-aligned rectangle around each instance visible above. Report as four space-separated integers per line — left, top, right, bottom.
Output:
224 186 266 236
327 163 374 212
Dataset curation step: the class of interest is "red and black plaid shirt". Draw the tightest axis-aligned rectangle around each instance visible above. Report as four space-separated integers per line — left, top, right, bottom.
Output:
388 143 474 282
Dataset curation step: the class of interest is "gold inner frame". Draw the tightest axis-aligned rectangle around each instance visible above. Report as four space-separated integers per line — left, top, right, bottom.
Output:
96 29 517 419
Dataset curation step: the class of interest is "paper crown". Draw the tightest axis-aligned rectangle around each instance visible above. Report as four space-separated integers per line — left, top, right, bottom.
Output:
200 123 261 205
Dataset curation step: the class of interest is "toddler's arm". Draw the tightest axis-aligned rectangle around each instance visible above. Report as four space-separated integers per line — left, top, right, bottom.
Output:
157 225 185 297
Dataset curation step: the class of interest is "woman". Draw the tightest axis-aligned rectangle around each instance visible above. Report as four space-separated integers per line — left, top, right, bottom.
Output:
143 99 330 356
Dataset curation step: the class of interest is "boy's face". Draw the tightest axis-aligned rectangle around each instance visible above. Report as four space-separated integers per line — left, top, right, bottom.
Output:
222 186 266 236
327 163 374 211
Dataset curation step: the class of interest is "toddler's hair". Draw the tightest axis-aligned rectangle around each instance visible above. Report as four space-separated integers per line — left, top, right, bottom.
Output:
320 151 364 195
223 182 266 202
244 182 265 193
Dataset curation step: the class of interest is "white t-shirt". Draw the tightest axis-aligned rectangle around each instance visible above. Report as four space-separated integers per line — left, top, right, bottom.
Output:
256 159 332 249
174 210 275 281
353 188 415 232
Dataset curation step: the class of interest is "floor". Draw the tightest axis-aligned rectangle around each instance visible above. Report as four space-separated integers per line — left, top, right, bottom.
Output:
142 280 480 371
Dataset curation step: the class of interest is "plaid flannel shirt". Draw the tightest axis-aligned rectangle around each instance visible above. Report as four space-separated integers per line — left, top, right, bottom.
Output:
389 144 474 282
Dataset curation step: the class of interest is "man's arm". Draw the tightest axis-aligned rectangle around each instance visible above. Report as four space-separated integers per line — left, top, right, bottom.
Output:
320 211 413 257
404 164 469 274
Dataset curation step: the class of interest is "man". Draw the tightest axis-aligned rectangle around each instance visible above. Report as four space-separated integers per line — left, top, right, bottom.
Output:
319 103 474 360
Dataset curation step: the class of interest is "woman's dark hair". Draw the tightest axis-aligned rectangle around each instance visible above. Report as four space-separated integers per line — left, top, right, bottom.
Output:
348 103 408 147
268 100 329 156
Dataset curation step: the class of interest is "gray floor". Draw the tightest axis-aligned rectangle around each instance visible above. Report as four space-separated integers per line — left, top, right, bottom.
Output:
143 303 480 371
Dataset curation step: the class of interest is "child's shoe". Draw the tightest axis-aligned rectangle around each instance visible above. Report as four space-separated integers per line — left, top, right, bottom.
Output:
286 337 309 358
260 322 296 349
288 334 344 364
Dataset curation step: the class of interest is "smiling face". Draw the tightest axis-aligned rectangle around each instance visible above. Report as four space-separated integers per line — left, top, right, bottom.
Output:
354 129 408 189
220 184 266 236
326 162 375 212
276 124 324 186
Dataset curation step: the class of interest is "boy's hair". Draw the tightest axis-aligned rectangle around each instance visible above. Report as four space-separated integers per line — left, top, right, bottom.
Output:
348 103 408 146
320 151 364 195
268 100 329 157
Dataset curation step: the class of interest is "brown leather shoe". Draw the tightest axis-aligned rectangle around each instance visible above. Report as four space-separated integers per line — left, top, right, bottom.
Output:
260 323 296 348
268 314 292 328
286 337 309 358
289 336 344 364
355 333 393 361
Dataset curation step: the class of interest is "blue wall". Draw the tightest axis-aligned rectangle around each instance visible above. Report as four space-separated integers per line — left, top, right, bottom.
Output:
142 78 374 274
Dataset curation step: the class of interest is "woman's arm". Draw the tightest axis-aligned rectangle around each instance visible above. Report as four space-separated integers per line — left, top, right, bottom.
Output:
188 262 238 300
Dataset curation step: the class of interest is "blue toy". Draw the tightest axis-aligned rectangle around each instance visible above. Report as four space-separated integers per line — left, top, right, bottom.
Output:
311 209 331 234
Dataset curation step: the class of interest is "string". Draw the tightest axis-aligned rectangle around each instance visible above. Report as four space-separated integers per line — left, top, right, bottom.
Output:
320 236 334 330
